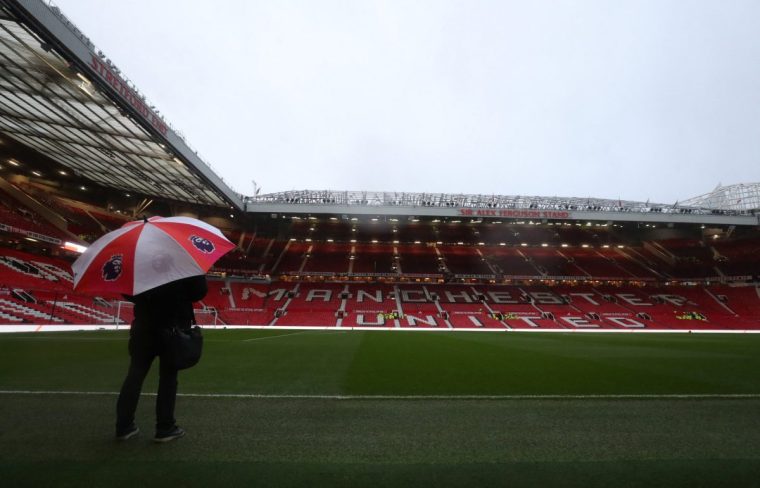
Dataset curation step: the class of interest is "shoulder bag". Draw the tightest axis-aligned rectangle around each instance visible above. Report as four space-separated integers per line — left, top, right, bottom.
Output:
162 322 203 370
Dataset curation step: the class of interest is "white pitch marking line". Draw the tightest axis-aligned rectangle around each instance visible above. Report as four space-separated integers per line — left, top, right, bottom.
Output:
0 330 322 343
0 337 125 341
1 390 759 400
242 330 313 342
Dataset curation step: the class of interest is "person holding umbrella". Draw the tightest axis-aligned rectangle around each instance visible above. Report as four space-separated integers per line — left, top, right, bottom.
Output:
71 216 235 443
116 273 207 442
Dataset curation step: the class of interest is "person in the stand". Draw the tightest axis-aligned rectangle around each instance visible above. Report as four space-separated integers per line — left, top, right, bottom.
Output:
115 274 208 442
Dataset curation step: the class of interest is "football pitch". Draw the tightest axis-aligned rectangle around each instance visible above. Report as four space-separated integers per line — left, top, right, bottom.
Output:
1 329 760 487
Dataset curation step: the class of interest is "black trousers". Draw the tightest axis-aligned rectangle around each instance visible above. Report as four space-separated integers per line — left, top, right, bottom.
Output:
116 326 178 432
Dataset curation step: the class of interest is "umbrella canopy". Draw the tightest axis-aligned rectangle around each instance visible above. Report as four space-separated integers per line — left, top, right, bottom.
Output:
71 216 236 296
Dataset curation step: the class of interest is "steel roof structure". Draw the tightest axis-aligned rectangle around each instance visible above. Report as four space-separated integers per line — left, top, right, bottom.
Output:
244 189 760 227
0 0 243 209
681 183 760 212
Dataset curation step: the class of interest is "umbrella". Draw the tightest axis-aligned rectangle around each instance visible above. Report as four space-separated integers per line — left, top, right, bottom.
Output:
71 216 236 295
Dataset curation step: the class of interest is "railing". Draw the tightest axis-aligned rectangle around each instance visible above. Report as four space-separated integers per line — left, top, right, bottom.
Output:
0 287 219 326
244 190 757 216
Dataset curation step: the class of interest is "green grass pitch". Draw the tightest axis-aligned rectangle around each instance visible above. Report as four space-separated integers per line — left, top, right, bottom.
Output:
1 329 760 487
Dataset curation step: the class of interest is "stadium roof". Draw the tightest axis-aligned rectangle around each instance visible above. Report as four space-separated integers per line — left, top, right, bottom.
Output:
244 189 760 227
1 0 758 230
0 0 244 209
681 182 760 212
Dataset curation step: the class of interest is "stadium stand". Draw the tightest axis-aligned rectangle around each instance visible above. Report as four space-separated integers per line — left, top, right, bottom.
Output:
484 246 542 277
595 246 659 280
561 247 629 279
351 243 397 275
439 245 494 276
396 222 436 243
273 241 310 274
340 284 398 327
523 247 588 278
1 241 759 330
712 238 760 277
0 186 71 242
396 244 441 275
303 242 351 274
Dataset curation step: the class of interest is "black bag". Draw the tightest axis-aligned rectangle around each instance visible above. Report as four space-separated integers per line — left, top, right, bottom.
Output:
162 325 203 370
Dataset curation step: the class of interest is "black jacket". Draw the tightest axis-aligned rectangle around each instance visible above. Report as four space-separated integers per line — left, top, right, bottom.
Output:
127 275 208 331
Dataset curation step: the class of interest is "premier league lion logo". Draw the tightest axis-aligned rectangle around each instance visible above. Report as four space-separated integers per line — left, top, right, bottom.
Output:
189 235 215 254
102 254 123 281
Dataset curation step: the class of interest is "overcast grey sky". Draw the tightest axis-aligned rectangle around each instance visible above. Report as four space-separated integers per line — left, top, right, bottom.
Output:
55 0 760 204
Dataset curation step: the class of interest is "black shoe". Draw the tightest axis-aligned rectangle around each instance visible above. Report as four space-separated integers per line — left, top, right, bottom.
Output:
116 424 140 441
154 426 185 443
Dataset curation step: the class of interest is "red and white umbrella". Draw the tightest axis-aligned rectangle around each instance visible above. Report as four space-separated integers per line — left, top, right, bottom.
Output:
71 216 236 295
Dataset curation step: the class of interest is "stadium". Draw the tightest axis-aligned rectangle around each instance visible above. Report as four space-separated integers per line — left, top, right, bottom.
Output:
1 0 760 486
